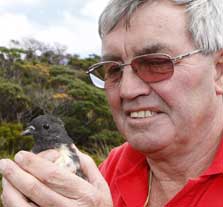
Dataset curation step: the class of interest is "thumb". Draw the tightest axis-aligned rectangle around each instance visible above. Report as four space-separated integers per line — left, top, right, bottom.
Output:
71 144 109 191
38 149 60 162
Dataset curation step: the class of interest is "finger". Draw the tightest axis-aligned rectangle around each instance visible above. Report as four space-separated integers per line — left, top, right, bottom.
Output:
72 146 113 206
72 145 110 192
37 149 60 162
13 151 95 199
1 178 32 207
0 159 72 207
29 203 39 207
71 145 103 179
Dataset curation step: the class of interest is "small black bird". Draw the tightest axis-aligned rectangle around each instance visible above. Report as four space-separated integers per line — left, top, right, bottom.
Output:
21 114 86 180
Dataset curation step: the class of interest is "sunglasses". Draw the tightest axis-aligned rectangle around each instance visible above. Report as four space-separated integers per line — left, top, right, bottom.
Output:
86 49 202 89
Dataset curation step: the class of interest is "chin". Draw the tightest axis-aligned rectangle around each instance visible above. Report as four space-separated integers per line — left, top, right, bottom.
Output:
126 132 175 154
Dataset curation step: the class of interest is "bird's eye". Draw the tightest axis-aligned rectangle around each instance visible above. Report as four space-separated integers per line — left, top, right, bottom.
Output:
42 123 50 130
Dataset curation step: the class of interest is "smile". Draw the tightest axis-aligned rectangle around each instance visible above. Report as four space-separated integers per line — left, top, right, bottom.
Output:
130 110 158 118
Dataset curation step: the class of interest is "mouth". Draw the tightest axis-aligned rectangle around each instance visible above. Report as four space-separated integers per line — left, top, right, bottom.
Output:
130 110 159 118
127 108 162 119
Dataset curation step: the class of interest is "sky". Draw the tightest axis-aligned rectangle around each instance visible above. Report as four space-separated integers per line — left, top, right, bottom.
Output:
0 0 110 57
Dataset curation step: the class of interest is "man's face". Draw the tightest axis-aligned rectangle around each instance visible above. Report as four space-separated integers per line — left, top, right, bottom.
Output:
102 1 221 154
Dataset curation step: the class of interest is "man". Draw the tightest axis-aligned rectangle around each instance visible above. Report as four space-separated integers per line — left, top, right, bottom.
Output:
1 0 223 206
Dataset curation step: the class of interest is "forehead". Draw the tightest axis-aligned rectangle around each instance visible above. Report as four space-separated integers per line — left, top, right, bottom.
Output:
101 1 194 60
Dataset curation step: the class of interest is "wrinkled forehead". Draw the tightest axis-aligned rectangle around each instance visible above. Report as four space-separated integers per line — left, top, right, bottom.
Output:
101 1 192 60
99 0 165 38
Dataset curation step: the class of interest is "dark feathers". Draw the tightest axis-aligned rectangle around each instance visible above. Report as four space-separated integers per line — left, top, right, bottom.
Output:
21 114 86 180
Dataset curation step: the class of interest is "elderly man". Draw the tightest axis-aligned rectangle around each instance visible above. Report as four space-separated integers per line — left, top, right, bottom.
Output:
1 0 223 206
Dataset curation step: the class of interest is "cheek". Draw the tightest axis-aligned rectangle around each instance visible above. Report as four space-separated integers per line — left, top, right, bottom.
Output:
105 88 128 135
154 67 217 130
106 87 120 108
105 88 122 123
158 64 214 105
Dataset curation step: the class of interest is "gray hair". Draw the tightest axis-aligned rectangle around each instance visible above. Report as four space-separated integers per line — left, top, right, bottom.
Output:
99 0 223 54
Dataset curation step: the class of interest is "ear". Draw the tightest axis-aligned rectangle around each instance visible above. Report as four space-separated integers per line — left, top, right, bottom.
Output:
214 50 223 95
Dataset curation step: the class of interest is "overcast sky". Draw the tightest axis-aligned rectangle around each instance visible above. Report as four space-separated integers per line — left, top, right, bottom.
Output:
0 0 110 57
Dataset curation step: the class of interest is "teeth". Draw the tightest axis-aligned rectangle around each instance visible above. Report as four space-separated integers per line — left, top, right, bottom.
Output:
130 111 156 118
145 111 151 117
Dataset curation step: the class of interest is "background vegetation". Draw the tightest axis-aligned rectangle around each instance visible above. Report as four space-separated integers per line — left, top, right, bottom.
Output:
0 39 124 203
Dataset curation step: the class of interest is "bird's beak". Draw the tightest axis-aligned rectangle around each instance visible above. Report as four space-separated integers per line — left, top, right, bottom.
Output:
21 125 36 136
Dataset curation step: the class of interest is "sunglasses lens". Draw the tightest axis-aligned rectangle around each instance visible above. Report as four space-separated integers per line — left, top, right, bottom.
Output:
93 62 122 80
104 62 122 81
90 64 105 81
89 54 174 88
132 54 174 82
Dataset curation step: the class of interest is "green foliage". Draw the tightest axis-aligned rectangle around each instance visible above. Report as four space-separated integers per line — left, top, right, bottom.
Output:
0 79 30 121
0 44 124 156
68 54 100 70
89 129 123 149
0 47 25 60
0 122 34 157
49 65 74 76
0 43 124 200
53 78 121 153
14 61 50 86
0 122 34 207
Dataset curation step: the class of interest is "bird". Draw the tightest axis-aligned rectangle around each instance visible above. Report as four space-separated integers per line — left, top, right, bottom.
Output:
21 114 87 180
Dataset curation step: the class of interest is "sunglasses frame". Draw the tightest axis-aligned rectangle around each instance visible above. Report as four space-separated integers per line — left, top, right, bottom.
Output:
86 49 202 89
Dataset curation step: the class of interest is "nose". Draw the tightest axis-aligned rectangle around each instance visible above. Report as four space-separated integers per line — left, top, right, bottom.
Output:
119 66 152 100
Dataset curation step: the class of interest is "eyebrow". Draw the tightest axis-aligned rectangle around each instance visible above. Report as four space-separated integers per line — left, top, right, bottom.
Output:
101 43 172 62
134 43 172 57
101 54 121 62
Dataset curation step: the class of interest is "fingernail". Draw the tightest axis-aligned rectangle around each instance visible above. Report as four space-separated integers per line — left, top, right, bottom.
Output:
0 159 7 173
14 151 28 163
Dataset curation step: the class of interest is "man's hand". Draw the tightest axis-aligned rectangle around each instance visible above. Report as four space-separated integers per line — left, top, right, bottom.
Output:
0 149 113 207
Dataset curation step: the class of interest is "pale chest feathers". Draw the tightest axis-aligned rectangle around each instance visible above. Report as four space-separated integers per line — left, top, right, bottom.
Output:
54 144 81 174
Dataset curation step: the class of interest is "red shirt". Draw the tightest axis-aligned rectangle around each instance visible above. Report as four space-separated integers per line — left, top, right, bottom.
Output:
99 141 223 207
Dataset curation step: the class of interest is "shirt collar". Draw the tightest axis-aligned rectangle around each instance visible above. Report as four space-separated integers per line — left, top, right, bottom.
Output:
115 144 149 207
117 143 146 174
114 137 223 206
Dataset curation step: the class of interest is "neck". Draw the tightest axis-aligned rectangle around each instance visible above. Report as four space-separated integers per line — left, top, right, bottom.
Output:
149 139 219 181
146 129 223 206
148 127 223 181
